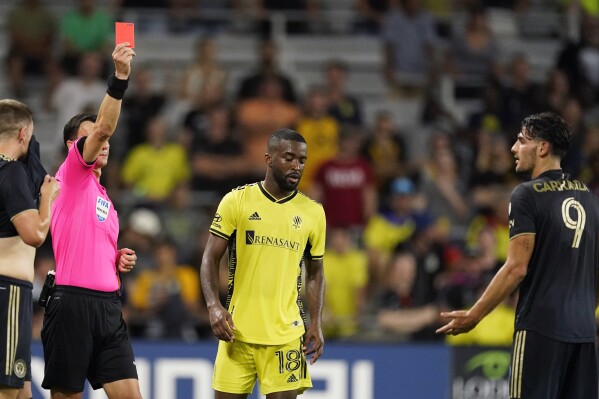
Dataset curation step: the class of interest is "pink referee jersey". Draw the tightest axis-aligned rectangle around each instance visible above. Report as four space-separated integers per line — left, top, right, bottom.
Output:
50 138 120 292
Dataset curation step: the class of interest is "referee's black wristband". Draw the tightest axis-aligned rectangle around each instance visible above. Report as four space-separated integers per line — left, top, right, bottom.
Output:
106 74 129 100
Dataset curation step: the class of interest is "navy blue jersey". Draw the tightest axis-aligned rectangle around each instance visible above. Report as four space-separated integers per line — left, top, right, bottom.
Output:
0 160 37 238
509 169 599 342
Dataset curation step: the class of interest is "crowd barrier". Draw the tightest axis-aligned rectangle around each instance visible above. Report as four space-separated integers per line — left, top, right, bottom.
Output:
30 341 515 399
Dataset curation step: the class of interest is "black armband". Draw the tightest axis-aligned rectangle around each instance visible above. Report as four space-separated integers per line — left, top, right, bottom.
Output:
106 74 129 100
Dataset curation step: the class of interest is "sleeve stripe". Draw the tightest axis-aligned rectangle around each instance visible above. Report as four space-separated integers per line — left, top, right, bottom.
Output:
509 232 536 240
209 228 230 240
309 254 324 260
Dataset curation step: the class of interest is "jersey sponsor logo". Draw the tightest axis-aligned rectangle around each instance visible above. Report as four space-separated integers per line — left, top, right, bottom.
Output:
287 374 298 383
292 215 302 230
532 179 589 193
245 230 301 252
249 212 261 220
96 196 111 222
211 213 222 229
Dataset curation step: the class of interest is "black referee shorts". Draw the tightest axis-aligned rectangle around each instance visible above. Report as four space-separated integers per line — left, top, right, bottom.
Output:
509 330 598 399
41 286 138 392
0 276 32 388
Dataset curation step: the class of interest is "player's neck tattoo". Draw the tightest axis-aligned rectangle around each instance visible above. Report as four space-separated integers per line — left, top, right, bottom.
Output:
0 153 16 162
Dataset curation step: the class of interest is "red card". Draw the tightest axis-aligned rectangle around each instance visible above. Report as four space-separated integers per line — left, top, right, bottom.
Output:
115 22 135 48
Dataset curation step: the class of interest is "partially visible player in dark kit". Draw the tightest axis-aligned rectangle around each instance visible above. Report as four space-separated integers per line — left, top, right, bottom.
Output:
437 112 599 399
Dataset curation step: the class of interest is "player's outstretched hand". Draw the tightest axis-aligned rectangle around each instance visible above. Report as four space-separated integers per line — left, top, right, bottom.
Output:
303 323 324 365
112 43 136 80
208 304 236 343
436 310 479 335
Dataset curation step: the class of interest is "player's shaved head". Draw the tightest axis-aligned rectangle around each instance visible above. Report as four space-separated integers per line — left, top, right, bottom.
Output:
267 128 306 152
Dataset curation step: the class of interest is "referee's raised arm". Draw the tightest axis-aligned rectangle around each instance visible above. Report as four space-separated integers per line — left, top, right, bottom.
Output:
82 43 135 164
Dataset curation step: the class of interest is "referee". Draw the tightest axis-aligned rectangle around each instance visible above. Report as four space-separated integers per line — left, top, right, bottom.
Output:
40 43 140 399
437 112 599 399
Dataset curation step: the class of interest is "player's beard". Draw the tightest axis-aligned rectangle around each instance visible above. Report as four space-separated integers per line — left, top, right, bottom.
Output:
273 167 300 192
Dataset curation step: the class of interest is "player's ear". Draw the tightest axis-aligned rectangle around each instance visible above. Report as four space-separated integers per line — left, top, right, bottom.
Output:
265 153 272 167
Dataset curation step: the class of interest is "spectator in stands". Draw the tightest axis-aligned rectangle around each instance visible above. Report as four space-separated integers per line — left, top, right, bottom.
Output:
49 52 107 151
122 65 167 156
375 248 441 342
158 183 209 263
59 0 113 76
236 77 301 178
324 60 364 128
361 111 408 197
382 0 437 92
6 0 58 98
467 80 503 136
444 5 501 98
296 86 341 193
539 68 572 115
323 226 369 339
557 13 599 108
312 128 377 232
177 37 228 104
189 103 247 194
181 79 227 149
129 238 207 340
353 0 391 35
500 54 543 134
121 116 191 204
363 177 431 289
469 131 518 189
237 38 297 103
560 97 586 178
118 208 162 275
466 186 512 266
418 132 471 240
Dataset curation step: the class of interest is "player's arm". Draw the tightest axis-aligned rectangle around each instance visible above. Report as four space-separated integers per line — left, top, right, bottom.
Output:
12 175 60 247
436 233 534 335
200 233 235 342
82 43 135 163
304 257 325 364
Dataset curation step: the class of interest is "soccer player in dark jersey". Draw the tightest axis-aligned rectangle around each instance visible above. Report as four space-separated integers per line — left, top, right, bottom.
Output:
437 112 599 399
0 99 59 399
201 128 326 398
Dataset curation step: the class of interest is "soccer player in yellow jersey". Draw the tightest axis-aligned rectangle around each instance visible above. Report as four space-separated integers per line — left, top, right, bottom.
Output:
201 128 326 398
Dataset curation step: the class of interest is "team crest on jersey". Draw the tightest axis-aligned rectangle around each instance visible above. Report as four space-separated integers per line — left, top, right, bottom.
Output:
13 359 26 378
96 196 111 222
291 215 302 230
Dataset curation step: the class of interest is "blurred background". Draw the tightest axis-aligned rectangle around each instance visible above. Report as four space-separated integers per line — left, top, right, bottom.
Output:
4 0 599 397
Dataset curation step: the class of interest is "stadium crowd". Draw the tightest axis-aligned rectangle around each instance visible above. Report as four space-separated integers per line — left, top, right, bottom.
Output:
5 0 599 346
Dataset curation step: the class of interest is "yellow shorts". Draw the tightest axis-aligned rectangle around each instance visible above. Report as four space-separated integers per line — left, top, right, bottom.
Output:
212 336 312 395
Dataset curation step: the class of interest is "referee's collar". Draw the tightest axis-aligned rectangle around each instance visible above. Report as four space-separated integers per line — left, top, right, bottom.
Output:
259 182 298 204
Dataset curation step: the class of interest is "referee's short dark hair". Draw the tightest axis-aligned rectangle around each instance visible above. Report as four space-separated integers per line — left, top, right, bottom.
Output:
267 128 306 152
521 112 571 160
63 112 97 148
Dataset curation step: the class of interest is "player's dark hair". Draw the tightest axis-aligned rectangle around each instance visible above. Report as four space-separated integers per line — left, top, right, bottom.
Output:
63 112 97 148
521 112 571 160
267 128 306 152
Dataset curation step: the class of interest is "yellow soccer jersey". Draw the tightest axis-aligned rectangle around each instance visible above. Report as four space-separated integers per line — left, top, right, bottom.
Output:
209 182 326 345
